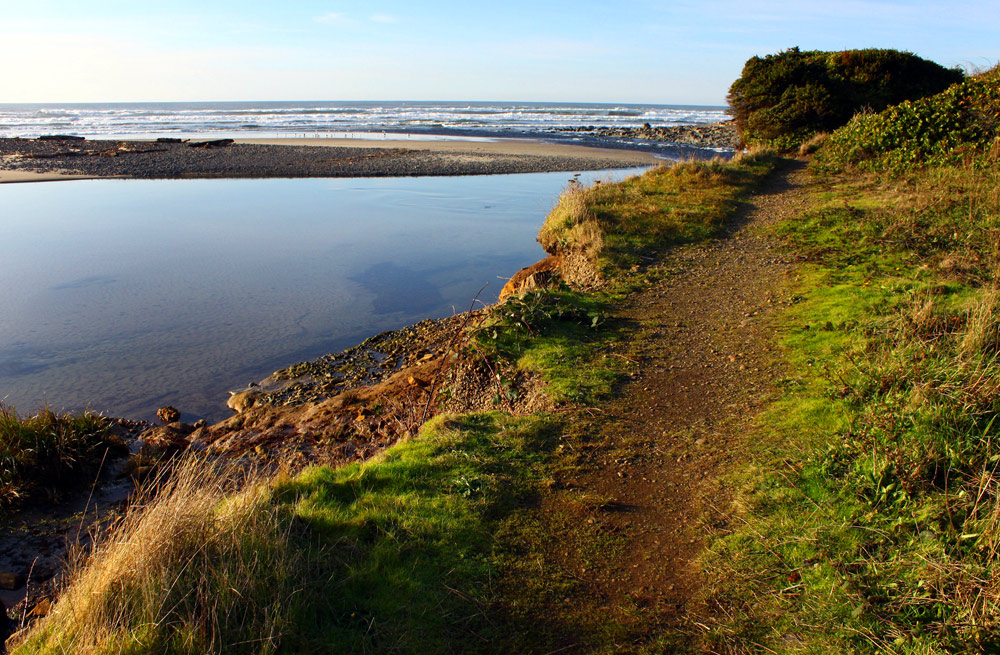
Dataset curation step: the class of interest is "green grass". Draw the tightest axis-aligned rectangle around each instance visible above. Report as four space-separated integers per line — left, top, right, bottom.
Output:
15 413 569 655
470 287 627 404
539 149 779 276
701 161 1000 653
0 405 124 510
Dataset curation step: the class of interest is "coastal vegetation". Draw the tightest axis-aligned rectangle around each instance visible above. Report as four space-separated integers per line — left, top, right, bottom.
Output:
702 65 1000 652
8 53 1000 655
0 406 124 511
727 48 963 151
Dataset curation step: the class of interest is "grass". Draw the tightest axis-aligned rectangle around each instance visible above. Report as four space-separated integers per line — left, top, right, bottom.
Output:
538 148 779 277
0 405 124 511
13 413 567 655
700 159 1000 652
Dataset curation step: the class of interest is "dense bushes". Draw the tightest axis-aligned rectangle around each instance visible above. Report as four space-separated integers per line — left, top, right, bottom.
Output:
814 69 1000 172
728 48 963 150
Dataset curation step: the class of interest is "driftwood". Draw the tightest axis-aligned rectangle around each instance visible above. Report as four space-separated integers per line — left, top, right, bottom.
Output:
37 135 86 142
155 138 188 144
187 139 234 149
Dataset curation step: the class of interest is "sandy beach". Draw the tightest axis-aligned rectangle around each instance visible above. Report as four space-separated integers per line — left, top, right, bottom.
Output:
0 136 661 183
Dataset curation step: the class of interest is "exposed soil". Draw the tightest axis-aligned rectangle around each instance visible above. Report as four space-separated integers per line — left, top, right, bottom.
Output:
541 161 812 647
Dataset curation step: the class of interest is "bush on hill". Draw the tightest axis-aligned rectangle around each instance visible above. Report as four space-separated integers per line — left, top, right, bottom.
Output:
814 66 1000 172
728 48 963 151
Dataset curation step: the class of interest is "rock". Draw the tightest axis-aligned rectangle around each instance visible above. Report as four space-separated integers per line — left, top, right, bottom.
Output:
138 423 194 458
157 406 181 424
228 389 262 413
499 255 564 301
0 571 25 590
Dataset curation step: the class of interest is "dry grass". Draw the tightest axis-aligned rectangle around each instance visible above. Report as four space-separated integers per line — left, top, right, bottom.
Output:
798 132 829 156
537 151 779 281
12 458 303 655
961 287 1000 358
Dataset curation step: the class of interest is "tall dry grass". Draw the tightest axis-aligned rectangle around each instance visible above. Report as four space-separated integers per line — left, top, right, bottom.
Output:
12 458 307 655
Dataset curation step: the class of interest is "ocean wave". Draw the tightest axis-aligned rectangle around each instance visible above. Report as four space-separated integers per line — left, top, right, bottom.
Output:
0 102 729 138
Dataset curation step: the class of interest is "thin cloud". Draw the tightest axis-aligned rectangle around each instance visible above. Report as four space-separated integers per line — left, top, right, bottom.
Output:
369 13 399 24
314 12 356 26
493 39 612 61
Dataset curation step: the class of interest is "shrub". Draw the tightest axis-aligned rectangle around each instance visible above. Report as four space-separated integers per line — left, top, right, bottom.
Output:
813 69 1000 172
728 48 963 150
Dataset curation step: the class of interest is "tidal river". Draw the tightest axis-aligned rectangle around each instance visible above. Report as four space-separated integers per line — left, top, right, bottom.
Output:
0 168 646 422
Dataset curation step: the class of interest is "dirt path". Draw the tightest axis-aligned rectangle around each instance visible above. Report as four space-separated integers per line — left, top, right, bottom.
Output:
547 161 813 648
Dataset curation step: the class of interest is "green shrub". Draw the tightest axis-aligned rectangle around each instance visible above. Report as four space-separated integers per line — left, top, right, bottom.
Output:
814 70 1000 172
728 48 963 150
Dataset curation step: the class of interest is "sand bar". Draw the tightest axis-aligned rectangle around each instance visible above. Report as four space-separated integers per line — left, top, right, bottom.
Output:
0 136 660 182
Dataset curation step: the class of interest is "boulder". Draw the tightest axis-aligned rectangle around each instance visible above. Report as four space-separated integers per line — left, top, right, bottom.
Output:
157 405 181 424
0 571 24 590
139 423 195 458
227 389 262 413
499 255 564 301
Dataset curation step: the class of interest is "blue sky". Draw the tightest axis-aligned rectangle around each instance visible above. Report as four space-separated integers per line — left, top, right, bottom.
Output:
2 1 997 104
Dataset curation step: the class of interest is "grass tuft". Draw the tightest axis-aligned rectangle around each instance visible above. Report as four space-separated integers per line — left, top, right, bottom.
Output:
0 405 124 511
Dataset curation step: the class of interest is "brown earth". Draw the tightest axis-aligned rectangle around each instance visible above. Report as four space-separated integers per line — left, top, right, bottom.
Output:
528 161 813 648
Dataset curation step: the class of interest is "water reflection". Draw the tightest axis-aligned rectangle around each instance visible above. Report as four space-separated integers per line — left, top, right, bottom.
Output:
0 168 647 421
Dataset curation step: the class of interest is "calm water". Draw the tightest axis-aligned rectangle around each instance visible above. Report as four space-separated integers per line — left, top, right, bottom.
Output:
0 169 644 422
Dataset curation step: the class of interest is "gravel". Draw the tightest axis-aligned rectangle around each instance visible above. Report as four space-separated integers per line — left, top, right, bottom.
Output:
0 138 648 179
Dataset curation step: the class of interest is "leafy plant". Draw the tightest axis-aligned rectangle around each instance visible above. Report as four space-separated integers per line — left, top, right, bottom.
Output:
728 48 963 151
814 69 1000 172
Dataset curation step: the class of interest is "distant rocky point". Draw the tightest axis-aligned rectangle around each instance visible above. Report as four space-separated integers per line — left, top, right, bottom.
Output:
558 121 739 149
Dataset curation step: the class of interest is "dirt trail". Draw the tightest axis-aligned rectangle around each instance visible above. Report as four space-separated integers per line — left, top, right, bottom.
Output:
555 161 813 645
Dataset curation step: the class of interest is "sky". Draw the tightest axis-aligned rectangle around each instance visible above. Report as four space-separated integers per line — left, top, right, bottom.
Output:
1 1 997 105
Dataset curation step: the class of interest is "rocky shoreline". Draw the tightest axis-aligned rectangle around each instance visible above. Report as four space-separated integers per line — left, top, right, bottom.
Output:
555 121 740 149
0 137 652 180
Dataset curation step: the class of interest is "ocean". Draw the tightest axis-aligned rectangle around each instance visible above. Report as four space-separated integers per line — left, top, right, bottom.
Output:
0 101 729 140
